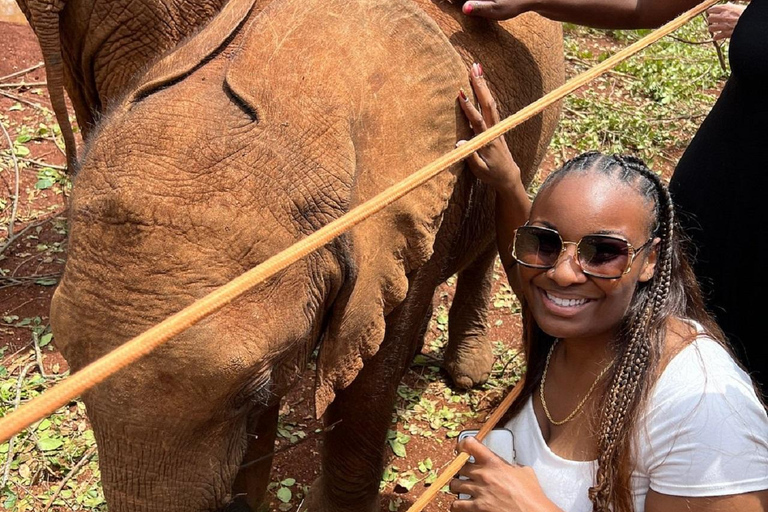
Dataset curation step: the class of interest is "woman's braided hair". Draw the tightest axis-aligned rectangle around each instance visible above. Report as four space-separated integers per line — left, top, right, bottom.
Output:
504 151 727 512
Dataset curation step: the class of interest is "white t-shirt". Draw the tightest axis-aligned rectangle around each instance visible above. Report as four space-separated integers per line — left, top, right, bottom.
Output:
504 334 768 512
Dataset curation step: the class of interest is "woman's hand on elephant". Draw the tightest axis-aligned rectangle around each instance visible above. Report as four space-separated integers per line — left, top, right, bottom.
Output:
457 63 523 193
461 0 533 20
449 437 560 512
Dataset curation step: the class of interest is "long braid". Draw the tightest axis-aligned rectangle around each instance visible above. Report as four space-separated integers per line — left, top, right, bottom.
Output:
588 156 676 512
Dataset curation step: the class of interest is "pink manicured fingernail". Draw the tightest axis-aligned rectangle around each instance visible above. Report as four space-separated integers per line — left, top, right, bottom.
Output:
478 63 484 76
459 89 468 102
463 2 473 14
472 63 482 78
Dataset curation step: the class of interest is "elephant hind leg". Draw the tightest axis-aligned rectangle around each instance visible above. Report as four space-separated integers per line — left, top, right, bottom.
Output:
232 403 280 511
444 244 497 389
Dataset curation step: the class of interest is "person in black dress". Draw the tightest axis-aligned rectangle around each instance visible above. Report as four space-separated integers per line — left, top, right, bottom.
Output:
461 0 767 398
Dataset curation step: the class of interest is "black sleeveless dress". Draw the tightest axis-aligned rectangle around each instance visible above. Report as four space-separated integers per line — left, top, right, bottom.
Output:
670 0 767 397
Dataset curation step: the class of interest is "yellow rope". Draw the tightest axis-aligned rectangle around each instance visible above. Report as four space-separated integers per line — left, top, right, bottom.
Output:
0 0 719 451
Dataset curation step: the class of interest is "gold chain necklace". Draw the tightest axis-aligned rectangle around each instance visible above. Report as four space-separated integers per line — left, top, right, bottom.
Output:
540 339 613 426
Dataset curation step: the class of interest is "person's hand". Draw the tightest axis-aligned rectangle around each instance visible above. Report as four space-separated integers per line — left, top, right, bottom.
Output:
457 63 523 193
449 437 557 511
460 0 533 20
707 3 747 41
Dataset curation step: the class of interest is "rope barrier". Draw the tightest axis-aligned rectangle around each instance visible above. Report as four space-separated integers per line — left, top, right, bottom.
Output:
0 0 720 463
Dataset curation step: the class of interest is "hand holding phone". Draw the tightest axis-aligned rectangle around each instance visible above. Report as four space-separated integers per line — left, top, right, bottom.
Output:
456 428 515 500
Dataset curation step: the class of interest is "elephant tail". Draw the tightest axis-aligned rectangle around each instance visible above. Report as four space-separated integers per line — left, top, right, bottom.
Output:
26 0 78 172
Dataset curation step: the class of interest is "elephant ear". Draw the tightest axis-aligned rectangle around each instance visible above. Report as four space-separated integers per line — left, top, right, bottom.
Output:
224 0 471 417
122 0 259 108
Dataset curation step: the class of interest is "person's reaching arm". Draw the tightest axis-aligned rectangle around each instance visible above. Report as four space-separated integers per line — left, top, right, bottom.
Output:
461 0 703 29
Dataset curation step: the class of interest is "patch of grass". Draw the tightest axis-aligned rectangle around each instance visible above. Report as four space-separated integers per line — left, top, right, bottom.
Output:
0 347 105 511
551 17 729 169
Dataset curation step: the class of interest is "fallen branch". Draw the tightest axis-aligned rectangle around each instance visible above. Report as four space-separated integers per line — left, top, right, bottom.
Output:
0 82 47 89
14 156 67 171
0 90 52 113
0 63 44 83
0 214 64 256
42 445 98 512
0 118 20 247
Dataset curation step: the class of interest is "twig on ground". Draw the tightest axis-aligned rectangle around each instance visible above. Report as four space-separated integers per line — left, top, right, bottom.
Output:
42 445 98 512
0 89 52 113
33 331 66 380
0 82 47 89
0 118 20 246
0 273 62 291
1 361 37 488
14 156 67 171
667 34 716 45
0 213 64 256
0 343 32 367
0 63 44 83
493 350 522 378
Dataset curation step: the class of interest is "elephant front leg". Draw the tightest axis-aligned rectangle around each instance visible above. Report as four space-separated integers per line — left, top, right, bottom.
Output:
304 280 435 512
232 403 280 512
444 244 497 389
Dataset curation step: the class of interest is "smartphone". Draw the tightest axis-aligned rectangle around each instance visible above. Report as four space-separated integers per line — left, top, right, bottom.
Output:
456 428 515 500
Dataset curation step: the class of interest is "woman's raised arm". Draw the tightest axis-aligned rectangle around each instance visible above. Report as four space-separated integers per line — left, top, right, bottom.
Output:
457 64 530 290
462 0 703 29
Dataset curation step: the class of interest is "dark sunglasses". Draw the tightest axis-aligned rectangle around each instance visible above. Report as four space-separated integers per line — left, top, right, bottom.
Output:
511 225 654 280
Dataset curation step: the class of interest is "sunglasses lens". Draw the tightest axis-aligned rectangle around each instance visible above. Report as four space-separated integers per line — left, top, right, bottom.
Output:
514 227 562 267
579 236 630 278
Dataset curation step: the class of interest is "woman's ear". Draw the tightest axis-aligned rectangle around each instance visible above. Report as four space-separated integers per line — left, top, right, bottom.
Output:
638 237 661 283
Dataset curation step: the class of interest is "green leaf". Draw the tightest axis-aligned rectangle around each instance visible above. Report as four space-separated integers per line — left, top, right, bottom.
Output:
395 472 419 492
390 439 406 458
9 103 22 111
37 436 64 451
13 145 30 157
35 278 58 286
280 478 296 487
35 178 54 190
39 333 53 347
417 458 433 473
276 486 292 503
37 418 51 431
381 465 398 484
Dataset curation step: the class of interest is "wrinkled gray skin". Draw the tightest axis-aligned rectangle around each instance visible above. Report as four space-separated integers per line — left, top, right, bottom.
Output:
48 0 564 511
16 0 228 167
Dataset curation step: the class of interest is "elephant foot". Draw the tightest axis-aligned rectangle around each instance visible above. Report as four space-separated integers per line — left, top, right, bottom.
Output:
444 335 494 389
299 477 378 512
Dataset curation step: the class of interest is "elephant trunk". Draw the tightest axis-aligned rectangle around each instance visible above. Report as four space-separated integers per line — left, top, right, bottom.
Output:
25 0 78 171
90 410 250 512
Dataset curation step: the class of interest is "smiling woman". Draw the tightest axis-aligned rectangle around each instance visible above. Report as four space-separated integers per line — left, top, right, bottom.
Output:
449 64 768 512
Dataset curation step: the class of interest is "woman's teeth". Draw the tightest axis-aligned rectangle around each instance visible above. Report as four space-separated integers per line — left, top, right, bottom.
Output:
545 291 589 307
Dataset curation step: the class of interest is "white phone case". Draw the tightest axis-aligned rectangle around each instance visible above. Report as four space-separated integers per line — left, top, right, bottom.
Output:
457 428 515 500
